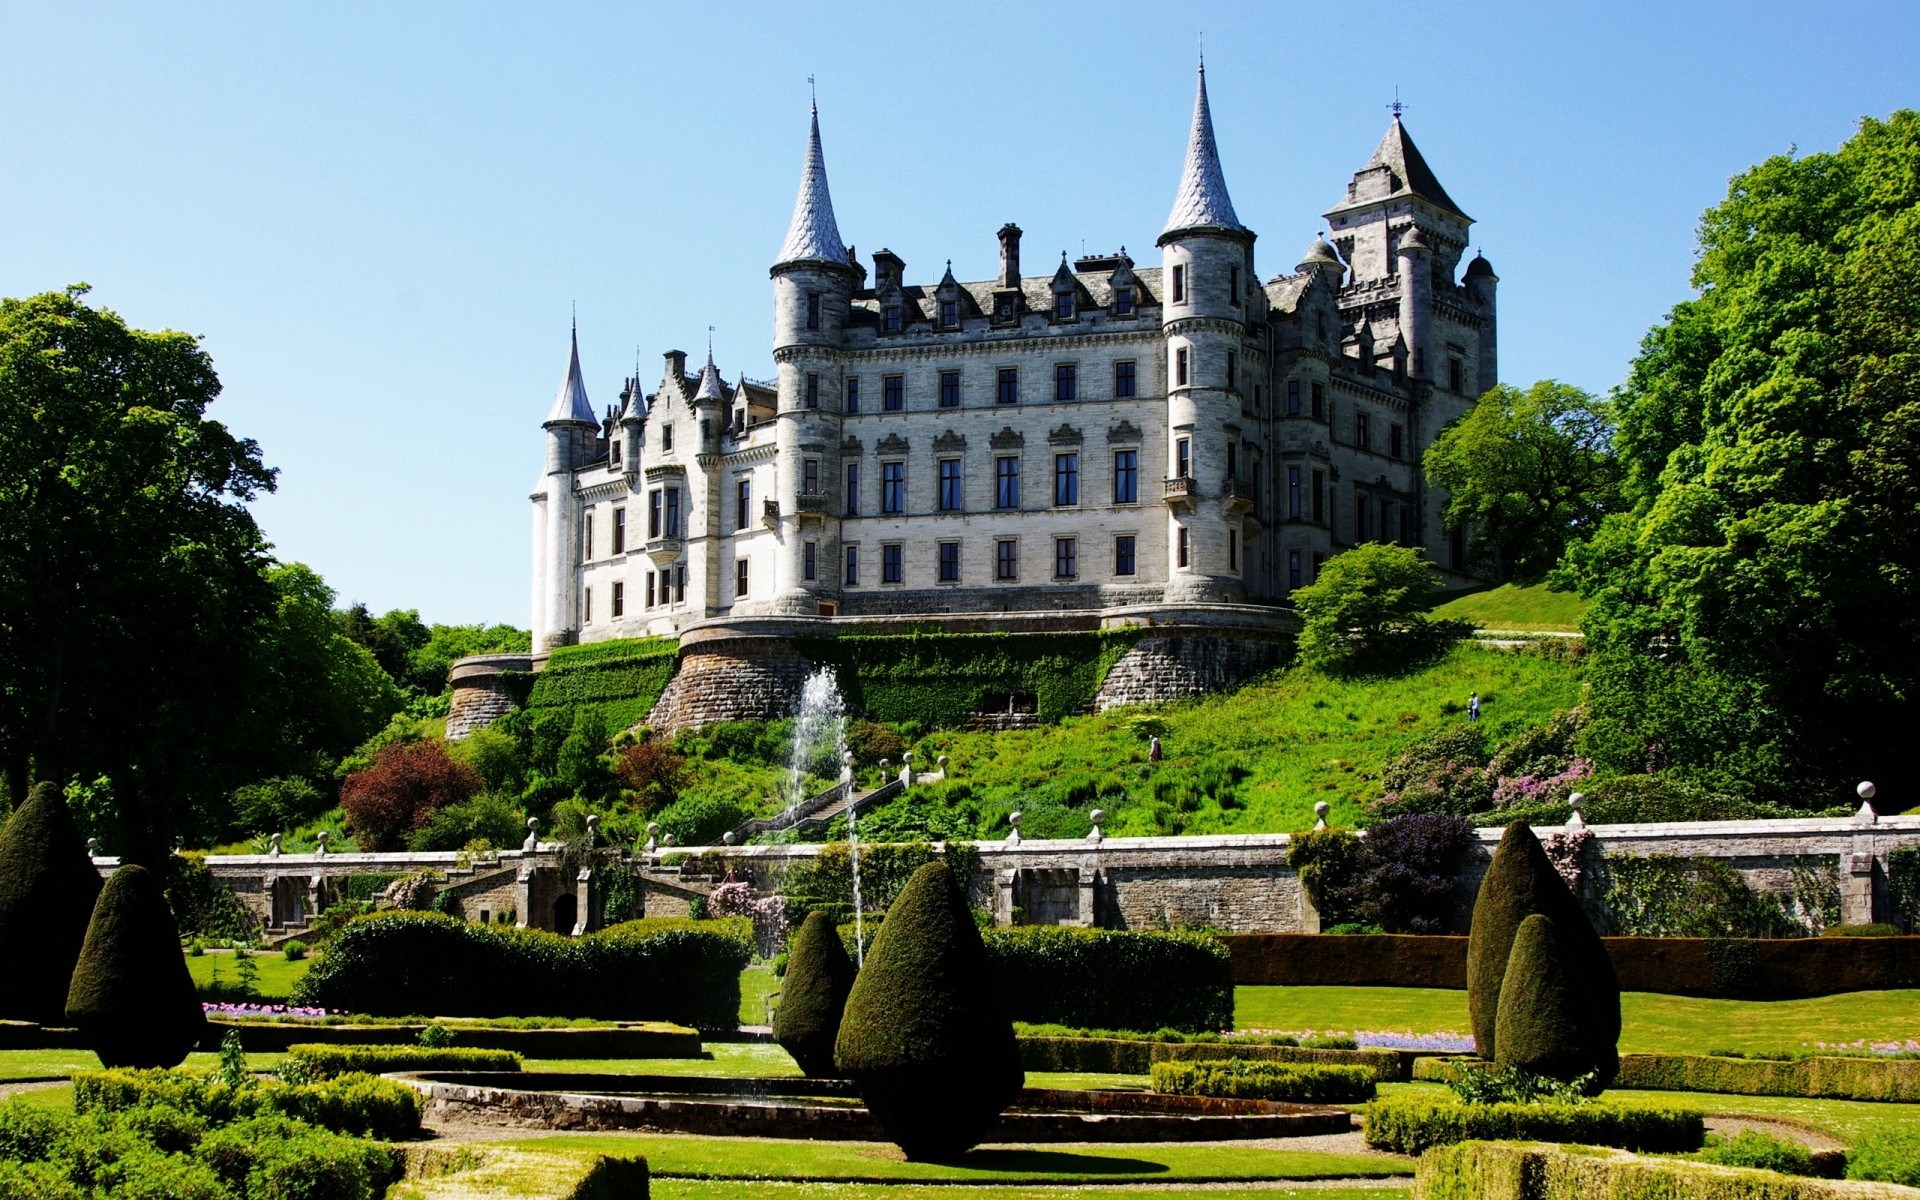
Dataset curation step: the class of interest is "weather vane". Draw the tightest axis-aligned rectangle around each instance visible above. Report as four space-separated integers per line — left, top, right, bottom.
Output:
1389 88 1407 120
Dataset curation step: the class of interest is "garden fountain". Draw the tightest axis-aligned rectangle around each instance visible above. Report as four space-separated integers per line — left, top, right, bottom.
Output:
783 667 864 962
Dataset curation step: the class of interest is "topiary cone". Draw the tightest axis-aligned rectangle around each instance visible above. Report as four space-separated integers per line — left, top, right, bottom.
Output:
774 909 857 1078
1494 913 1591 1081
0 782 104 1024
834 860 1023 1161
1466 821 1619 1083
65 864 208 1068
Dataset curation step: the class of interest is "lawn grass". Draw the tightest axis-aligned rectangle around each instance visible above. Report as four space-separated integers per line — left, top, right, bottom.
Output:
655 1186 1410 1199
1234 986 1920 1056
740 964 780 1026
185 948 311 1000
899 643 1579 837
1428 583 1590 632
0 1050 288 1081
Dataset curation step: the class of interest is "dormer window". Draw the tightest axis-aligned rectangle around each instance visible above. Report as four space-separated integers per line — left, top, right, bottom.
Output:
883 306 902 333
1114 286 1134 316
940 299 957 327
1053 291 1074 320
663 424 674 450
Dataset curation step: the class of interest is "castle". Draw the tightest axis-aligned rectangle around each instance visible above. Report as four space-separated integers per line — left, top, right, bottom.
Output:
529 65 1496 651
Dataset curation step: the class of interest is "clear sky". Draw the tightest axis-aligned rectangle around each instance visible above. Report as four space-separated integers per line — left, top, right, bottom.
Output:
3 2 1913 626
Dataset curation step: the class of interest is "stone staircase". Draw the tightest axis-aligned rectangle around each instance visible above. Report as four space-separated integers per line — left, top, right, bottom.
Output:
711 770 941 846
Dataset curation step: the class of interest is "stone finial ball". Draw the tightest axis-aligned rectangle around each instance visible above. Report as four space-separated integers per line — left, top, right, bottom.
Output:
1008 811 1023 828
1088 809 1105 825
587 814 601 829
1860 781 1878 800
647 822 660 836
661 833 677 847
1568 792 1585 811
527 816 541 830
722 831 736 845
1313 801 1330 819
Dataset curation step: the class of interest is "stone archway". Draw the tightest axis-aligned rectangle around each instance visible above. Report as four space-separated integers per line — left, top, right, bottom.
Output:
552 892 578 935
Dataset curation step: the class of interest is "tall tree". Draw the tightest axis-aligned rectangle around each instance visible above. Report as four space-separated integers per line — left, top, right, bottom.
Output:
1424 380 1621 582
0 287 276 859
1561 112 1920 807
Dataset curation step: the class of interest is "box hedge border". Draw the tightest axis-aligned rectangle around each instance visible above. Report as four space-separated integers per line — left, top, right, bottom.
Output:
1019 1036 1411 1080
984 926 1233 1033
1611 1053 1920 1103
1415 1140 1901 1200
1151 1059 1377 1103
1362 1093 1704 1156
285 1044 522 1078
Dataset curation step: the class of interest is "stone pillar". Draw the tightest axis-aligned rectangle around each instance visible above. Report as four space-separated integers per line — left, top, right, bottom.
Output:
515 865 534 930
995 868 1016 927
1077 866 1098 928
573 867 592 936
1845 797 1881 926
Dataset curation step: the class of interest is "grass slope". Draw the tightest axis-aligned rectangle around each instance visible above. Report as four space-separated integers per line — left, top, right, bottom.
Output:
186 949 311 1000
902 643 1579 837
1428 583 1589 632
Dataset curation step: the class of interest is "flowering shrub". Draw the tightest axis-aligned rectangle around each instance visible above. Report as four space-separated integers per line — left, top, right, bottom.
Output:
1542 828 1594 892
1356 813 1477 934
614 740 687 814
203 1003 332 1020
339 741 481 852
1492 758 1592 808
708 880 789 955
1356 1030 1477 1053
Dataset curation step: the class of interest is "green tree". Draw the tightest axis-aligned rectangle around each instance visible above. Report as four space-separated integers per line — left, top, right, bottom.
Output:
408 623 531 695
1293 543 1466 675
0 287 276 862
774 909 857 1078
1561 111 1920 806
65 863 208 1068
1425 380 1621 583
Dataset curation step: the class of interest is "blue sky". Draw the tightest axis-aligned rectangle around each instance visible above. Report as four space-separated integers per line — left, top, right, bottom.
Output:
2 2 1913 626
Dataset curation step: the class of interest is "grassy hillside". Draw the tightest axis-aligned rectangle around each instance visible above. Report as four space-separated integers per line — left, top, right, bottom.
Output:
1429 583 1589 632
858 642 1582 840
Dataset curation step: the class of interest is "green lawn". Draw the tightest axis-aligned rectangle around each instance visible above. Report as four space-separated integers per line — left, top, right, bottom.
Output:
186 948 311 1000
740 964 780 1026
1428 583 1590 632
655 1186 1408 1199
1234 986 1920 1056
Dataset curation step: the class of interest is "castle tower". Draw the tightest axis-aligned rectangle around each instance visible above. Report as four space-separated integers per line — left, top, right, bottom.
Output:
1159 59 1255 604
534 323 598 649
768 101 857 615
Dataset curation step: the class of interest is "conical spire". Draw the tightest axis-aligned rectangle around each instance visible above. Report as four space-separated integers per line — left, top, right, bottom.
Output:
692 349 727 403
1161 60 1246 239
776 102 852 269
545 321 596 425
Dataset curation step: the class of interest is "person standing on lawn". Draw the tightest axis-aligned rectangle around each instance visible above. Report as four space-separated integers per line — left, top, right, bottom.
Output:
1469 692 1481 722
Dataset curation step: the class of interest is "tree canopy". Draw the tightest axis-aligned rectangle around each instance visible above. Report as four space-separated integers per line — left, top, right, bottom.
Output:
1425 380 1621 583
1293 543 1467 675
1560 111 1920 807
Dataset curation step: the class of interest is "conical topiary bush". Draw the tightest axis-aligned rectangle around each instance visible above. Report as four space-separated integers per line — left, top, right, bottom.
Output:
1494 913 1590 1080
66 864 208 1068
0 782 104 1024
774 909 857 1078
834 860 1023 1160
1466 821 1619 1084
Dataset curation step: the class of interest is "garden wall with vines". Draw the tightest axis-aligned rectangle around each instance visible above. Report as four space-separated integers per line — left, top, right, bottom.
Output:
525 636 680 730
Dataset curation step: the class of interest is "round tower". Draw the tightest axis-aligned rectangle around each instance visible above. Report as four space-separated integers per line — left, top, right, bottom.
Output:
1463 252 1498 396
1158 60 1255 605
535 324 598 649
768 101 857 615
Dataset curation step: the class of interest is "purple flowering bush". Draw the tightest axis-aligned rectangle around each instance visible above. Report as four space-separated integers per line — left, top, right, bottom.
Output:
203 1002 331 1020
1356 813 1477 934
708 880 789 955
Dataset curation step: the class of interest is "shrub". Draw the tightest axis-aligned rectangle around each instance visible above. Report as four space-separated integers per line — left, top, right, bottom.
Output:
1378 725 1493 816
651 795 752 847
230 777 327 835
338 740 482 852
1420 1141 1856 1200
284 1044 520 1078
983 926 1233 1033
0 782 105 1025
406 791 524 853
834 861 1024 1161
1613 1053 1920 1102
773 911 856 1078
1361 1093 1704 1155
1848 1129 1920 1186
613 740 687 814
73 1067 423 1141
846 720 908 767
282 939 307 962
1696 1130 1821 1177
1493 913 1591 1083
1150 1059 1375 1103
1356 812 1475 934
1286 827 1364 925
65 865 208 1069
196 1114 399 1200
291 911 749 1028
1293 543 1471 676
1467 821 1619 1083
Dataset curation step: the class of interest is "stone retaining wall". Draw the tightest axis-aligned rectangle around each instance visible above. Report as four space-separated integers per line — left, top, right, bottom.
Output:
644 636 813 733
446 654 533 742
1094 630 1291 709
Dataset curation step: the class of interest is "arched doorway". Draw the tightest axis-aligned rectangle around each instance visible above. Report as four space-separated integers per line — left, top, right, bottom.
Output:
552 892 578 935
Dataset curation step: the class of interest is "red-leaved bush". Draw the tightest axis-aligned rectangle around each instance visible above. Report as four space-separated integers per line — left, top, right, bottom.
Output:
615 740 687 815
339 741 482 851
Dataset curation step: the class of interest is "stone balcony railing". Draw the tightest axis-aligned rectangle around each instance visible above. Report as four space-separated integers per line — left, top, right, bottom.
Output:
644 536 683 566
1163 475 1196 506
1223 477 1255 514
795 493 828 519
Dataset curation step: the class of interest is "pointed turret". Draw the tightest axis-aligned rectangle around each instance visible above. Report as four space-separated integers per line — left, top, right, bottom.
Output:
1161 60 1247 241
1331 115 1468 221
692 353 727 404
545 323 597 426
775 103 852 269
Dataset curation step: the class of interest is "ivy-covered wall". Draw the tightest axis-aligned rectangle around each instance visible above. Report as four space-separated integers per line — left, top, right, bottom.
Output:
526 637 680 730
794 629 1144 727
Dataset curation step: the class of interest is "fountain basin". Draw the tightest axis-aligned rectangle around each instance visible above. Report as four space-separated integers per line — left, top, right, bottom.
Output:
405 1072 1353 1142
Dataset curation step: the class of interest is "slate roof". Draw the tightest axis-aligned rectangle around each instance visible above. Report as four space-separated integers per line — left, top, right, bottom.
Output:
545 325 597 425
775 106 852 268
1340 117 1468 220
1162 63 1246 238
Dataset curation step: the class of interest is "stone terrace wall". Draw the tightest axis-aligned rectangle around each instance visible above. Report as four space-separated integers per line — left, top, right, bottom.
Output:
645 636 814 733
446 654 533 742
1095 631 1290 710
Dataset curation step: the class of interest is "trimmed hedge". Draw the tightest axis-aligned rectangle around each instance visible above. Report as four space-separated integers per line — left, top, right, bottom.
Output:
207 1017 700 1057
284 1044 522 1078
1362 1093 1704 1156
1151 1059 1376 1103
0 782 103 1025
984 927 1234 1033
774 910 856 1078
1224 932 1920 999
1612 1053 1920 1102
1416 1140 1907 1200
291 911 749 1028
525 637 680 730
1018 1035 1410 1081
73 1068 424 1141
66 864 208 1069
794 629 1143 726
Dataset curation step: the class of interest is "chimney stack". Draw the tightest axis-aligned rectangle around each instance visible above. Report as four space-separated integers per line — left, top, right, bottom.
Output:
998 223 1023 289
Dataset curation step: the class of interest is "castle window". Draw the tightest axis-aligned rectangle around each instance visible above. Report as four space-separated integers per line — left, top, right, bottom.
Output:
1114 535 1136 576
612 581 624 618
804 540 817 582
881 543 903 584
736 478 751 531
1288 466 1302 519
1054 363 1077 402
736 558 749 597
881 461 905 513
1177 526 1190 568
1113 450 1138 504
1054 537 1077 579
806 373 819 409
995 456 1020 509
1171 264 1186 304
938 541 960 582
663 425 673 450
1114 360 1136 398
806 292 821 330
1288 549 1302 591
611 439 621 465
883 306 902 332
1356 492 1370 541
1357 413 1371 451
1229 529 1238 571
1226 441 1238 480
1054 291 1074 320
995 539 1018 581
1287 380 1301 415
613 508 626 555
846 377 860 413
1229 264 1240 305
646 572 656 608
938 458 962 511
1382 500 1396 544
665 488 680 537
845 462 860 515
1227 351 1237 388
804 459 819 495
1054 453 1079 506
584 512 594 562
939 370 960 408
584 586 592 622
940 299 957 327
1114 285 1134 316
648 491 661 537
1254 384 1263 411
1390 424 1404 460
883 375 904 412
1449 357 1464 392
1176 438 1191 479
1175 347 1189 387
997 367 1018 405
1312 469 1326 522
844 545 860 585
676 564 686 602
1311 382 1325 421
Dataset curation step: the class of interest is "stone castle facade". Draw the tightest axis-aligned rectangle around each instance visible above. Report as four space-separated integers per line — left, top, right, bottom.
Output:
530 67 1497 650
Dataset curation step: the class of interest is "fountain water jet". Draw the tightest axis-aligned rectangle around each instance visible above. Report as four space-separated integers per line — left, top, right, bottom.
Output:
782 668 864 964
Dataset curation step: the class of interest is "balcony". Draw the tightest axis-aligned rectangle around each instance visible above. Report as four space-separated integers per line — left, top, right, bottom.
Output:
762 498 781 528
644 537 683 567
1224 477 1255 515
795 493 828 522
1163 475 1196 508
